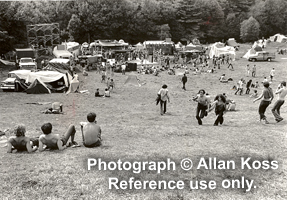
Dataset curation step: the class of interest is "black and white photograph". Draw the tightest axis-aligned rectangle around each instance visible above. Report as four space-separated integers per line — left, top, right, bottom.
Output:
0 0 287 199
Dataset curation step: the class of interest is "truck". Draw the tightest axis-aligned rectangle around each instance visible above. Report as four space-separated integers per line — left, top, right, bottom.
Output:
15 48 35 60
19 57 37 70
248 51 276 62
15 48 37 70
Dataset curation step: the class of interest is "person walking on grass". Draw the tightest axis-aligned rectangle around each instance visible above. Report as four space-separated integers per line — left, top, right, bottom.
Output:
158 84 170 115
252 65 256 77
272 81 287 122
209 94 226 126
253 81 274 124
235 78 244 95
227 57 233 70
246 80 252 94
182 74 187 90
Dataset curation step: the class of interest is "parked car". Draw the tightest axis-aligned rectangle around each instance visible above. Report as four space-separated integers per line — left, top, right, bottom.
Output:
0 70 31 92
248 51 275 62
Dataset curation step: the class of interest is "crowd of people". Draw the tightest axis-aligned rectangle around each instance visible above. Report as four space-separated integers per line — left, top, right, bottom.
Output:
5 44 287 154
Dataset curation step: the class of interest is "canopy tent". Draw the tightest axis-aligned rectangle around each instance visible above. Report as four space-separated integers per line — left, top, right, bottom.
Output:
8 70 31 80
134 42 144 50
25 71 69 87
226 38 239 47
184 43 204 51
143 40 174 47
96 40 129 47
128 59 158 65
118 39 129 46
270 34 287 43
26 78 51 94
209 42 236 60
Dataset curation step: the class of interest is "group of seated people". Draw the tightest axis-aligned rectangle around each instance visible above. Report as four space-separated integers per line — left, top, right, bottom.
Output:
138 65 163 75
7 112 102 153
95 88 110 97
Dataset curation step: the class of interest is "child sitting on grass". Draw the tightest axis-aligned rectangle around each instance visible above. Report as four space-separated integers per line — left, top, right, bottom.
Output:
103 88 110 97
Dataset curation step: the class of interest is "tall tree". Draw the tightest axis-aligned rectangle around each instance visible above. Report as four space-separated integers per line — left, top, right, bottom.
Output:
240 16 260 42
174 0 203 42
194 0 225 43
252 0 287 38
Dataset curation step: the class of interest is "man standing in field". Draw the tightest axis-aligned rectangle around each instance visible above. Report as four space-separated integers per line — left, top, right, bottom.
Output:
80 112 102 147
182 74 187 90
246 64 250 76
252 65 256 77
121 62 126 75
158 84 170 115
272 81 287 122
270 68 275 82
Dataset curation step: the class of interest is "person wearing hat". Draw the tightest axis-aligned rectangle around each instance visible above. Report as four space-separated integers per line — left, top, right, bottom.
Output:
253 81 274 124
158 84 170 115
272 81 287 122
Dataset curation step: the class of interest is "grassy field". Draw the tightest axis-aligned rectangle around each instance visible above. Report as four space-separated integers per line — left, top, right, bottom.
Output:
0 43 287 200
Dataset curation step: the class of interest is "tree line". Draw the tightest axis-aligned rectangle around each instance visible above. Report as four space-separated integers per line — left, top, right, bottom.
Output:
1 0 287 54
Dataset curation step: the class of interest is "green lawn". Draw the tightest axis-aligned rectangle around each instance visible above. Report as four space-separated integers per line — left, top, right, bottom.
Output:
0 42 287 199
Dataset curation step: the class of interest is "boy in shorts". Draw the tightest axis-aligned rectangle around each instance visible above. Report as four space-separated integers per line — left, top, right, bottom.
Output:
38 123 79 151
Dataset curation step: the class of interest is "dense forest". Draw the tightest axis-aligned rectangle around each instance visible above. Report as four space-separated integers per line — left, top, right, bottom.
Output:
1 0 287 54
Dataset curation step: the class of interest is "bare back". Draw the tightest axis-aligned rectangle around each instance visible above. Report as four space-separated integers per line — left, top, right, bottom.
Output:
278 88 287 100
82 123 101 146
39 134 61 149
8 136 30 151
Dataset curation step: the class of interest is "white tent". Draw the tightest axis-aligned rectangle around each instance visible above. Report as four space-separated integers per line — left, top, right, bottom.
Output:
270 34 287 43
9 70 32 80
134 42 144 50
209 42 236 60
129 59 158 65
25 71 69 87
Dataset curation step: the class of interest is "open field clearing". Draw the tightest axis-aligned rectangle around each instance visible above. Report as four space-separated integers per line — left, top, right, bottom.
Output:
1 43 287 199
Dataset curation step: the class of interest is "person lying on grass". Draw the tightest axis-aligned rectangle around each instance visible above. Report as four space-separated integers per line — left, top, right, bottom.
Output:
38 123 79 151
7 125 38 153
80 112 102 148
